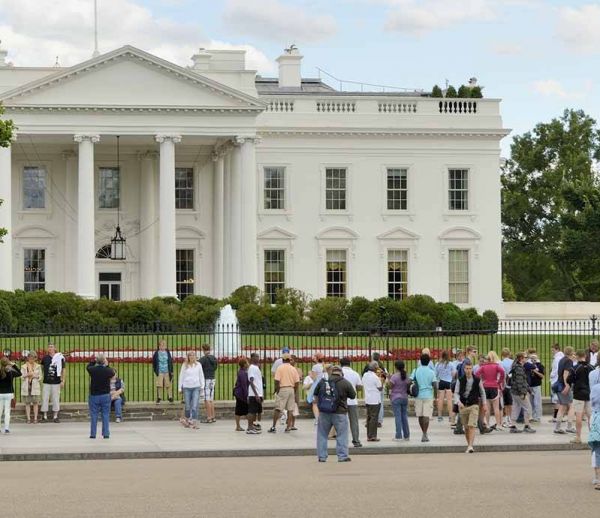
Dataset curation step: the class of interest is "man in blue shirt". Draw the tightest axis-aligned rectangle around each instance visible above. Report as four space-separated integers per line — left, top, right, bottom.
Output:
411 353 437 442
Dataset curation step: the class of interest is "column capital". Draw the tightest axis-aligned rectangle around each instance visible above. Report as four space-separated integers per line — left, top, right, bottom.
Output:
74 134 100 144
234 136 261 146
155 134 182 144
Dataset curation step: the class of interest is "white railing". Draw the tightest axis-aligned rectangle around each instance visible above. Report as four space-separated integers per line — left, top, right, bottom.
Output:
265 99 294 112
316 100 356 113
438 100 478 114
378 101 418 113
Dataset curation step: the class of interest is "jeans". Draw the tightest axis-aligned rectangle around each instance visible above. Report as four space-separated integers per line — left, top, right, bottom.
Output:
112 398 123 419
366 404 381 439
529 386 542 420
89 393 111 438
378 391 384 424
0 393 13 431
317 412 349 461
347 405 360 444
183 387 200 420
392 398 410 439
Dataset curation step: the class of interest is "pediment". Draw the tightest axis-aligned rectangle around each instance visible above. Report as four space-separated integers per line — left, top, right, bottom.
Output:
316 226 359 240
14 226 56 239
377 226 420 241
439 226 481 240
176 226 206 239
257 227 297 240
0 46 264 111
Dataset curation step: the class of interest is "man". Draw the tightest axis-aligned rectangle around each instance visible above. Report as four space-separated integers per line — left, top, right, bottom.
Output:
411 353 437 442
41 343 66 423
500 348 514 427
87 353 115 439
247 353 263 434
549 343 564 423
527 354 545 422
571 350 593 444
272 347 290 425
341 357 363 447
554 346 576 434
587 341 599 368
362 352 387 427
508 352 536 434
152 340 173 404
454 360 486 453
268 353 299 433
313 365 356 463
362 361 383 442
312 353 325 380
199 344 218 423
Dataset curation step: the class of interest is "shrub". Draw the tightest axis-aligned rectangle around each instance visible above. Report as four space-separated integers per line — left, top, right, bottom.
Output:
445 85 458 98
307 297 348 330
0 298 13 331
431 85 443 98
470 86 483 98
457 85 470 98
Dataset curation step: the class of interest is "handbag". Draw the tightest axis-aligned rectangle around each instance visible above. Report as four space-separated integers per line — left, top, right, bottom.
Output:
551 380 564 394
409 378 419 398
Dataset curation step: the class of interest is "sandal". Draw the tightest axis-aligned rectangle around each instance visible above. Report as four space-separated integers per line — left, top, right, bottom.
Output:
26 419 32 424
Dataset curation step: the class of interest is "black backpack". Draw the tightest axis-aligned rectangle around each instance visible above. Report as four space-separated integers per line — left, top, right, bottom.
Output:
317 378 340 414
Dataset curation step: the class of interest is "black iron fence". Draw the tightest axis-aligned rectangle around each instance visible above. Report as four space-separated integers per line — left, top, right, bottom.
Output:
1 319 597 403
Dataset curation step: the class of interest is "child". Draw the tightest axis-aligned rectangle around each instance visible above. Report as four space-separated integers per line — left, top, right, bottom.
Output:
588 382 600 490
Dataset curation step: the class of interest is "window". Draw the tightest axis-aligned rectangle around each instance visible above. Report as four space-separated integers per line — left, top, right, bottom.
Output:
175 168 194 210
22 166 46 209
448 169 469 211
264 167 285 210
325 168 347 211
24 248 46 292
387 168 407 210
326 249 347 298
99 272 121 301
388 249 408 300
176 249 195 301
449 249 469 303
264 249 285 303
99 167 120 209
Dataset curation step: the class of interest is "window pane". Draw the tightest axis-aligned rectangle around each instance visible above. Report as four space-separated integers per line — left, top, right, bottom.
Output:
326 249 347 298
176 249 195 301
23 248 46 292
387 168 407 211
264 249 285 303
387 249 408 300
449 249 469 303
264 167 285 210
325 168 347 211
175 168 194 210
23 167 47 209
99 167 120 209
448 169 469 211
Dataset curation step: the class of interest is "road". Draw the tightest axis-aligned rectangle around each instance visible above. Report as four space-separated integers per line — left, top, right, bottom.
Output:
3 451 597 517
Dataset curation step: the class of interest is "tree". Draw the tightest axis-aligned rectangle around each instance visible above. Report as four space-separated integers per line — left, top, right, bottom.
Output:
470 85 483 98
502 109 600 300
445 85 457 98
457 85 470 98
0 102 15 243
431 85 443 98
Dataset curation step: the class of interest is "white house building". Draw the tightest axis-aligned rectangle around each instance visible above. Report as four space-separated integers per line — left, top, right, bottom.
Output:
0 43 508 313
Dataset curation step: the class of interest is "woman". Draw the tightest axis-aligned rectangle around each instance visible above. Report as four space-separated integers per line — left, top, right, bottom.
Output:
0 356 22 433
477 350 505 430
303 370 318 425
435 350 455 424
178 351 205 429
388 360 410 441
21 351 41 424
588 381 600 490
110 369 126 423
233 358 249 432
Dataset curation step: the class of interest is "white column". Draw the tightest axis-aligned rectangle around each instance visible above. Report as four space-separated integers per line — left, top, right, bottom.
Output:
0 143 13 291
140 151 158 299
74 135 99 299
212 151 225 298
155 135 181 298
223 152 232 295
63 151 78 293
239 137 258 287
230 141 242 291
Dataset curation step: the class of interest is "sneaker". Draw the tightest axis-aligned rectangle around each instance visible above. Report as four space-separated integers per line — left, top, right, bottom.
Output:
353 441 363 448
421 433 430 443
565 427 576 434
570 437 582 444
510 427 522 434
318 459 327 463
377 423 383 428
53 417 60 424
155 398 161 404
437 416 444 423
4 429 9 434
554 429 566 434
367 437 381 442
404 437 410 441
168 398 174 403
466 446 474 453
115 417 122 423
530 418 540 423
523 426 536 434
392 438 404 442
246 429 261 435
268 427 277 433
338 457 352 462
41 416 49 423
549 418 557 423
254 424 262 430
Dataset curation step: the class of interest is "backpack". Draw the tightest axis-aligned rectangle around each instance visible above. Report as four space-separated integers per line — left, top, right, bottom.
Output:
317 378 340 414
408 369 419 397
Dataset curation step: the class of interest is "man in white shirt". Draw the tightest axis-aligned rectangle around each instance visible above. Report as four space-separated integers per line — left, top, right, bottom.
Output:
550 343 565 422
341 357 363 447
588 341 599 368
247 353 263 434
361 361 383 442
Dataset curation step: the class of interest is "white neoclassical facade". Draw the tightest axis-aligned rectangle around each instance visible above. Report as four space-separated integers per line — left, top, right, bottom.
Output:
0 43 508 313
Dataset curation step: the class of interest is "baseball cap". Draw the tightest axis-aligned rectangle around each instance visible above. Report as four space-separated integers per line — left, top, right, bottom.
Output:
282 347 290 353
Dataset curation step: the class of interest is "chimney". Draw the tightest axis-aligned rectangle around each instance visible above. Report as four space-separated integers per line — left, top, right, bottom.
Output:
276 45 302 88
190 48 212 71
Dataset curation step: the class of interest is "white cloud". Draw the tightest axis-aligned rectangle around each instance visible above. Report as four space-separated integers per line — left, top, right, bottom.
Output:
0 0 274 73
222 0 337 43
531 79 567 98
556 4 600 55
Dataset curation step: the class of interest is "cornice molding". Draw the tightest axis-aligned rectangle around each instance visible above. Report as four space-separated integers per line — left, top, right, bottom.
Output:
4 105 263 113
257 129 510 138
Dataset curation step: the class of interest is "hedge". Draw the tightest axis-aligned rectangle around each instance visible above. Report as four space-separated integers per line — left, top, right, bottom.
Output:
0 288 499 333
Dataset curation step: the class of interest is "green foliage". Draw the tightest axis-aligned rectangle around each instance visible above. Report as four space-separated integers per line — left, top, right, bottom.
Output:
470 86 483 98
502 275 517 301
274 288 310 317
457 85 470 98
227 285 262 308
431 85 443 98
0 104 15 241
307 297 349 330
502 109 600 300
445 85 458 98
0 298 13 330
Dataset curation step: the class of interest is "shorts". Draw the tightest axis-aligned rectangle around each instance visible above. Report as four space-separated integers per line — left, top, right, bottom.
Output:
557 390 573 406
502 387 513 406
248 396 263 415
485 388 499 401
414 398 434 418
573 399 591 414
235 397 249 416
203 379 215 401
459 404 480 428
275 386 296 412
155 373 171 388
438 380 452 391
22 395 40 405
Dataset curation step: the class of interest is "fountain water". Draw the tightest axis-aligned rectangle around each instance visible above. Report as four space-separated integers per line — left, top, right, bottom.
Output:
214 304 241 357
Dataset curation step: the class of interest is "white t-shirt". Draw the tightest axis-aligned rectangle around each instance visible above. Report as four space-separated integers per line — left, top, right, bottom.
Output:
590 351 598 368
303 375 314 390
361 371 382 405
271 358 283 375
248 364 263 398
342 366 362 406
312 363 324 379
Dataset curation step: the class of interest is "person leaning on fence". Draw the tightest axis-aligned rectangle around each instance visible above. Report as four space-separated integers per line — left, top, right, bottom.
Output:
178 351 205 429
110 368 126 423
0 356 22 434
454 359 486 453
313 365 356 463
152 340 174 404
268 353 300 434
87 353 115 439
508 352 536 434
41 343 66 423
200 344 218 423
21 351 42 424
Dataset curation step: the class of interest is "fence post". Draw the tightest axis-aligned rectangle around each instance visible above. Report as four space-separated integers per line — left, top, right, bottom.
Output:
591 315 597 338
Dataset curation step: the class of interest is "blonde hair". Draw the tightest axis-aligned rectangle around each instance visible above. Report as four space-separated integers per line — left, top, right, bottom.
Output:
421 348 431 356
487 351 500 363
0 357 10 379
184 351 197 367
501 348 511 359
564 346 574 357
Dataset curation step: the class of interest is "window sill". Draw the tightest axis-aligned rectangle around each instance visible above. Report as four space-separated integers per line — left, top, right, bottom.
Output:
442 212 477 222
17 209 52 217
258 210 293 221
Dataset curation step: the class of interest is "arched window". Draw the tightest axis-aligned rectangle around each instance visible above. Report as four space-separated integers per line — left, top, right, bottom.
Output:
96 244 112 259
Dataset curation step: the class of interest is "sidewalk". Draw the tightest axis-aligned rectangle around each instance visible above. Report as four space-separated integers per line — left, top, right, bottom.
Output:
0 417 590 461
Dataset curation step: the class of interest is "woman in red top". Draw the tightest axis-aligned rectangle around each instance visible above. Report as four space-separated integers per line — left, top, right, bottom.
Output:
477 351 505 430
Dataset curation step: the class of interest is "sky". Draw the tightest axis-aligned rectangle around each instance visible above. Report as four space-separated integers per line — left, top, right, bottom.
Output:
1 0 599 156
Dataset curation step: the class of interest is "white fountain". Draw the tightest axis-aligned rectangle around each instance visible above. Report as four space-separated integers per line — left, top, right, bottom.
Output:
214 304 241 357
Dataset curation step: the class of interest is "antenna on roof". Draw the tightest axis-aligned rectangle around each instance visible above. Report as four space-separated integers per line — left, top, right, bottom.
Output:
92 0 100 58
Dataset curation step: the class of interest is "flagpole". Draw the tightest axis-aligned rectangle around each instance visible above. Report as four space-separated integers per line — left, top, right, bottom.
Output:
92 0 99 57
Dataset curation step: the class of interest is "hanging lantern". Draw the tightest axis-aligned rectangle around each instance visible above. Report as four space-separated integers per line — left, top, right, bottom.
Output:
110 225 126 261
